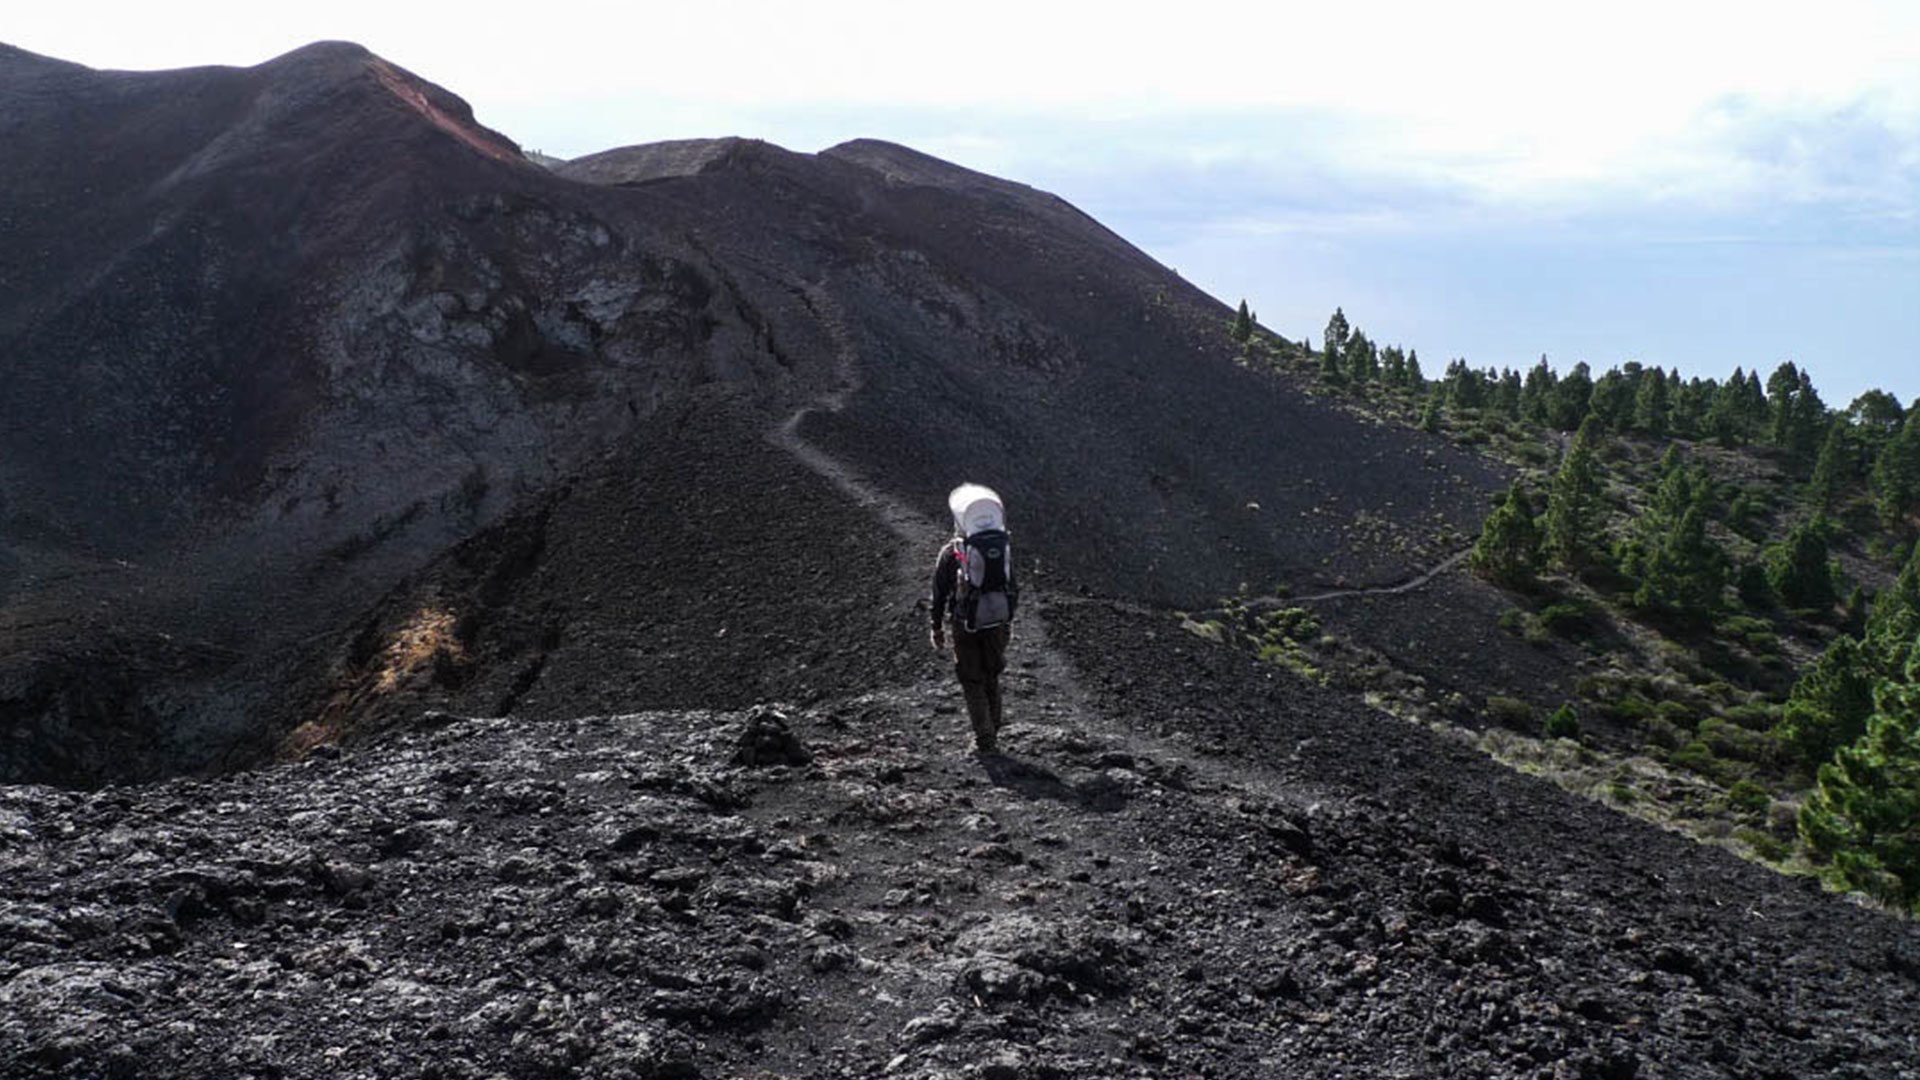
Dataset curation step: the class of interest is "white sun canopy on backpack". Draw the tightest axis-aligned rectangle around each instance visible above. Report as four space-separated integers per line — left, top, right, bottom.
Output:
948 483 1005 536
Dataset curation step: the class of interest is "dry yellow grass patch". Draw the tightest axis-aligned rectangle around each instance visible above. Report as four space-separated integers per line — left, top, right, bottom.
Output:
377 606 465 691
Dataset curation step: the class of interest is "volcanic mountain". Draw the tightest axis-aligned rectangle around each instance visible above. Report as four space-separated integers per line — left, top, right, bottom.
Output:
1 41 1915 1080
0 40 1499 784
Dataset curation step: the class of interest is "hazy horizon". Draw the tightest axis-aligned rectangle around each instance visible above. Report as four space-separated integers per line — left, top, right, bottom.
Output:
14 1 1919 404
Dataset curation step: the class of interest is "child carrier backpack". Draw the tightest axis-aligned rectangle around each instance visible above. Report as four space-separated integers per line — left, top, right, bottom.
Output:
947 483 1016 632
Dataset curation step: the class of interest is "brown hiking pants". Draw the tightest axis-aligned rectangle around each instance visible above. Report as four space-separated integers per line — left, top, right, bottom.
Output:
951 621 1010 752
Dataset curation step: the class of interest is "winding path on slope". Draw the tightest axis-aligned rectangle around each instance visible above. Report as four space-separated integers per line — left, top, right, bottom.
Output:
761 279 1469 810
765 278 1220 762
770 276 1473 628
1182 547 1476 625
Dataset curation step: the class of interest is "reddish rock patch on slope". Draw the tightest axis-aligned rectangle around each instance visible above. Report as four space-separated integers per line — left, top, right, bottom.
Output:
370 58 524 165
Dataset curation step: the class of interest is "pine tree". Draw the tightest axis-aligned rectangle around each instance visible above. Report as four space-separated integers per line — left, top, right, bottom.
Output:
1405 350 1425 392
1742 369 1770 430
1495 369 1523 419
1589 368 1632 431
1724 489 1765 540
1618 452 1725 620
1872 412 1920 530
1671 376 1709 439
1632 366 1670 437
1381 345 1406 386
1706 368 1750 445
1868 542 1920 646
1445 359 1486 410
1543 417 1604 571
1766 361 1802 447
1807 420 1851 514
1551 362 1594 431
1799 667 1920 912
1843 584 1872 638
1520 357 1556 425
1321 308 1350 386
1346 329 1377 386
1767 517 1838 612
1736 560 1775 608
1766 362 1826 461
1848 389 1906 439
1470 483 1543 587
1778 634 1878 768
1230 299 1254 344
1418 390 1443 433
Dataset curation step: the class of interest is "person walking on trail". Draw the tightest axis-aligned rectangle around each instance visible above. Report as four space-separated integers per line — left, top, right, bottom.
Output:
929 484 1018 754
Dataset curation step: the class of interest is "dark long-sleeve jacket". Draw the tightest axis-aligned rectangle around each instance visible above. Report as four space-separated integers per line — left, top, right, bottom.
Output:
929 542 961 631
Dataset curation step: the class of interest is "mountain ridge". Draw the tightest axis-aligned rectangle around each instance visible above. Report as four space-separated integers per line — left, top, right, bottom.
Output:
0 38 1501 785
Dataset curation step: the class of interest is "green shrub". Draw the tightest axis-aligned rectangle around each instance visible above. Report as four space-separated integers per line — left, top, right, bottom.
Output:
1535 601 1595 638
1698 717 1779 764
1258 607 1319 644
1736 828 1791 862
1605 781 1637 804
1638 715 1687 750
1798 682 1920 911
1668 741 1721 778
1498 607 1528 634
1726 779 1772 816
1605 693 1658 725
1736 562 1775 609
1654 700 1695 729
1723 701 1781 731
1720 613 1780 653
1543 703 1581 740
1485 695 1535 728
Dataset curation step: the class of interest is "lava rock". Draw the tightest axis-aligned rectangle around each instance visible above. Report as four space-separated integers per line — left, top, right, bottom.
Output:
731 707 813 768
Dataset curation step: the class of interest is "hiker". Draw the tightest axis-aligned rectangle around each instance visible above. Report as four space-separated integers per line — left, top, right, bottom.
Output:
929 484 1018 754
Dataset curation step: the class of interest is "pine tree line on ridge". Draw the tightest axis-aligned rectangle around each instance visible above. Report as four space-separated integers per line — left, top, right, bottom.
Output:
1227 300 1920 911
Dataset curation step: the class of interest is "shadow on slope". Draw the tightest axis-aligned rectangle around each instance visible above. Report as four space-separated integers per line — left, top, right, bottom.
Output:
281 401 931 755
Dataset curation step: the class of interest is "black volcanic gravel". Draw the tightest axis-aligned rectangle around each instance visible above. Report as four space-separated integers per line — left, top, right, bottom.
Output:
4 593 1917 1078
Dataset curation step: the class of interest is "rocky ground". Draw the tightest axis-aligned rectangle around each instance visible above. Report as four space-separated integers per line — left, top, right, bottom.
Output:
5 581 1918 1078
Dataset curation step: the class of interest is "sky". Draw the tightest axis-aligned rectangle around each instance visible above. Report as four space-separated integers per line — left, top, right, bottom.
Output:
14 1 1920 403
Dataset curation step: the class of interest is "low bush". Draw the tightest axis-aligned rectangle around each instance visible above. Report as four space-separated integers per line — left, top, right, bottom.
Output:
1721 701 1781 731
1258 607 1319 644
1543 703 1581 740
1721 614 1780 653
1654 700 1695 729
1535 601 1596 638
1736 828 1791 863
1637 715 1687 750
1485 695 1535 729
1726 779 1771 816
1698 717 1779 764
1604 693 1658 725
1512 442 1554 466
1668 741 1722 779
